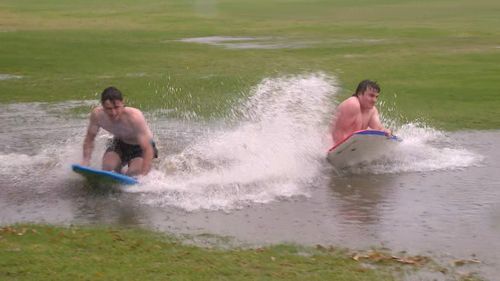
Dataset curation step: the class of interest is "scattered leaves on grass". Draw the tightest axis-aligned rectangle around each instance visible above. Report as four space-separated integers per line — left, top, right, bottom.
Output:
316 244 326 251
315 244 338 252
112 233 124 242
457 271 483 281
0 227 37 236
392 255 430 265
452 259 481 267
108 230 125 242
352 250 430 267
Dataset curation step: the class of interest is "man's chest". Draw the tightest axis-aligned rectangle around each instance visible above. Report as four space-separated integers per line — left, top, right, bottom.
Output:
359 111 374 128
100 119 135 137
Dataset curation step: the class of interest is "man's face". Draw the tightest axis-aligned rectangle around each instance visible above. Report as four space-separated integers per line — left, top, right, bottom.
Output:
358 87 379 109
102 99 124 120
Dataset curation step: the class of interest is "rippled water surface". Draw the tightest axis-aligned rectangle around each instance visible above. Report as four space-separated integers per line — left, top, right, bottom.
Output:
1 74 498 280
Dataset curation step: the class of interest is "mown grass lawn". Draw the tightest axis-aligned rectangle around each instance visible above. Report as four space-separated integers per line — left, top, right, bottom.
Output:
0 225 399 281
1 0 499 130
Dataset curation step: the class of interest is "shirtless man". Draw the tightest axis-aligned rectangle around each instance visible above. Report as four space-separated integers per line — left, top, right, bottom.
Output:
332 80 391 144
82 86 158 176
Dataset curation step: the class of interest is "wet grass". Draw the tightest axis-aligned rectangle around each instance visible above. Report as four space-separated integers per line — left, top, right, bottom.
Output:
1 225 485 281
0 225 398 281
0 0 499 130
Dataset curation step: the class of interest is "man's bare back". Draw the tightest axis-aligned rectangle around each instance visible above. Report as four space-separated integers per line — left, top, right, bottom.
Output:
332 80 390 144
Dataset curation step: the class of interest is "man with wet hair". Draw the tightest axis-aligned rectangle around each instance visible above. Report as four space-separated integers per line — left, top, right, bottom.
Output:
82 86 158 176
332 80 392 144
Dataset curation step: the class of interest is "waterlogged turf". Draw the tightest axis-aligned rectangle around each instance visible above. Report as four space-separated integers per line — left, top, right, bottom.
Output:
0 225 398 281
0 2 498 280
0 0 499 130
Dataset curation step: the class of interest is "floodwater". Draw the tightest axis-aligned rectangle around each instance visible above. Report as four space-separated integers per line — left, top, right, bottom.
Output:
1 74 498 280
177 36 386 50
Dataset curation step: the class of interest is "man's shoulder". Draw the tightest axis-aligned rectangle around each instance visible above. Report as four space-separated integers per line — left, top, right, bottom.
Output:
124 106 144 115
91 106 103 113
339 97 360 111
124 107 146 122
90 106 103 118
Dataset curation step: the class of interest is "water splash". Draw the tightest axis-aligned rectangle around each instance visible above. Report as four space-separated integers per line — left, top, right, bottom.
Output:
0 77 483 212
0 100 102 182
339 123 482 175
130 73 338 211
0 74 23 80
132 74 482 211
389 123 481 172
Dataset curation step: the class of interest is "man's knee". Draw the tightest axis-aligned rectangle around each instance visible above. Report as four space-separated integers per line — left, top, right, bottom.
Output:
102 152 121 172
126 158 143 176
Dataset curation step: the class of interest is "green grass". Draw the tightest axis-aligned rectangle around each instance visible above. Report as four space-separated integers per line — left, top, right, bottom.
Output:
1 0 499 129
0 225 395 281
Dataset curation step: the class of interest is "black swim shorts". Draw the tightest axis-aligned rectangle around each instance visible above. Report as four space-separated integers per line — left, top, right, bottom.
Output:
105 138 159 164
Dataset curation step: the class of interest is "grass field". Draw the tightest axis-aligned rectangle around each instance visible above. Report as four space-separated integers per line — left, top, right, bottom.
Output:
1 0 499 130
0 225 400 281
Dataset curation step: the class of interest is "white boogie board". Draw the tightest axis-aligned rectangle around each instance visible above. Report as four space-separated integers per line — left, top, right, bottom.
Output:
327 130 400 169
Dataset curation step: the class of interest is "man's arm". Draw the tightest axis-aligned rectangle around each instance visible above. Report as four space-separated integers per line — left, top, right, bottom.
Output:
368 107 392 136
82 110 100 166
332 101 361 144
131 110 154 175
138 136 154 175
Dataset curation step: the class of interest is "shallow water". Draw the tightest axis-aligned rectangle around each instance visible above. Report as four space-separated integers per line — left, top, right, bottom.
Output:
177 36 386 50
1 74 498 280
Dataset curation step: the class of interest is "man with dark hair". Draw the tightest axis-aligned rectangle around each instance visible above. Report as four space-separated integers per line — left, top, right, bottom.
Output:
331 80 391 144
82 86 158 176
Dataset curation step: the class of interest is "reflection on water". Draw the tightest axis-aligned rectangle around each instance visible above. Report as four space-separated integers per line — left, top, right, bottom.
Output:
329 175 398 226
0 74 499 280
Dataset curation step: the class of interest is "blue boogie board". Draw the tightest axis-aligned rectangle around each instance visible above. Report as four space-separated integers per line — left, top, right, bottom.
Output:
327 130 400 169
71 164 138 185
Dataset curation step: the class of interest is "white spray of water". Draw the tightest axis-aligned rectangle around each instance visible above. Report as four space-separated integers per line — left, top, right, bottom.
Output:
131 74 483 211
339 123 482 175
129 73 338 211
0 100 99 180
388 123 480 172
130 73 484 211
0 74 23 80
